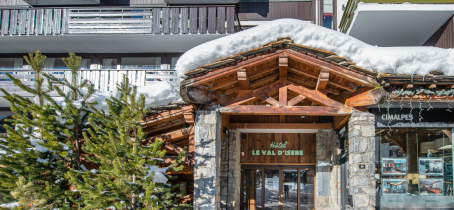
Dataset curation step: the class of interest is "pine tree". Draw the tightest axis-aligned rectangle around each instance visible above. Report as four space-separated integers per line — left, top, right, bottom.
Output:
67 76 190 209
0 51 94 209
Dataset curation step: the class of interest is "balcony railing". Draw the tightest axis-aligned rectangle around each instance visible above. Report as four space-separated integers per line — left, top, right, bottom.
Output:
0 69 179 97
0 6 235 35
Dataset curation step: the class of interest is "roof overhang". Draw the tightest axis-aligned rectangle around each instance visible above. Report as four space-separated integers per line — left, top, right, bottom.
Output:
0 34 226 54
347 3 454 46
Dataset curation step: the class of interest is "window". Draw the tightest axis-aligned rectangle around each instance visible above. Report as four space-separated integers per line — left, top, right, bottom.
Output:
121 57 161 69
103 58 118 69
170 57 179 70
377 128 453 208
0 58 23 69
44 58 91 70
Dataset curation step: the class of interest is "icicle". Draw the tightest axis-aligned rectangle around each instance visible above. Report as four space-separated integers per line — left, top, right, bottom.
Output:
427 96 433 111
418 95 424 121
447 97 452 112
400 97 404 110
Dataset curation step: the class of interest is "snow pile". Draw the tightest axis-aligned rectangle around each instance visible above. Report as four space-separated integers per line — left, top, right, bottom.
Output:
145 165 169 184
55 81 180 112
0 202 18 208
176 18 454 76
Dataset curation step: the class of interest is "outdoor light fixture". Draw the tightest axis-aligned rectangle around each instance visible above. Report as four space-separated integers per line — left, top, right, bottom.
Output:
301 116 305 118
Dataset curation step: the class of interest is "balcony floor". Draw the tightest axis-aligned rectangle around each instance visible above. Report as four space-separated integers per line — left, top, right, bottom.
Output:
0 33 227 53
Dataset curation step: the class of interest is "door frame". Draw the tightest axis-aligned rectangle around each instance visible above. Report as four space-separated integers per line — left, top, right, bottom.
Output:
241 165 316 210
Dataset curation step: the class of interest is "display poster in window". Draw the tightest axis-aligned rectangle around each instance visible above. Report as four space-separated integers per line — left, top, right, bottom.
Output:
419 158 444 176
419 179 444 196
382 179 407 195
382 158 407 175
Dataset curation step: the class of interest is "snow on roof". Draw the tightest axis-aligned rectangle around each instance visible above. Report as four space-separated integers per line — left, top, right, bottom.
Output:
175 18 454 77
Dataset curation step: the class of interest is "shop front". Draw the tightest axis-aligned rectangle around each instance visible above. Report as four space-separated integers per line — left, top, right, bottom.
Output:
371 107 454 209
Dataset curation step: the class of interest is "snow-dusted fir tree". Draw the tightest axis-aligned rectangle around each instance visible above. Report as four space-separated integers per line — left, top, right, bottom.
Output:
0 51 94 209
67 76 190 210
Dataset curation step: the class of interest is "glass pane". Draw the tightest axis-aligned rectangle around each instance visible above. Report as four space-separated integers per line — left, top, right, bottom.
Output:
255 169 263 210
170 57 179 69
0 58 22 69
283 169 297 209
300 169 315 210
103 58 117 69
121 57 160 69
264 170 279 210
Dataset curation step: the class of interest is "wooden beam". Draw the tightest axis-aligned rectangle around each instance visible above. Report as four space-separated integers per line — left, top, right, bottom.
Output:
188 126 195 171
279 86 288 106
287 51 377 87
142 127 193 144
279 54 288 77
287 75 340 96
288 95 307 106
403 83 413 89
426 83 437 89
260 94 279 106
286 82 345 107
209 78 238 91
221 79 286 106
183 112 194 125
163 141 184 154
182 52 283 87
289 67 357 92
333 116 349 130
179 194 194 204
180 86 228 105
237 68 250 90
219 105 353 116
143 118 187 133
316 69 330 90
142 105 195 125
230 123 332 129
249 73 280 90
209 66 278 91
345 87 385 107
163 155 187 164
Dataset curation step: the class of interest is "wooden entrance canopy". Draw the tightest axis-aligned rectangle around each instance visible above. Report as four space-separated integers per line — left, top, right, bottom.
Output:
180 39 383 123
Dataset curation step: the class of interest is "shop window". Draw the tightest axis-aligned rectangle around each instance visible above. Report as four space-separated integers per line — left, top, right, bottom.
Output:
102 58 118 69
44 58 91 70
0 58 23 70
170 57 179 70
121 57 161 69
377 128 453 208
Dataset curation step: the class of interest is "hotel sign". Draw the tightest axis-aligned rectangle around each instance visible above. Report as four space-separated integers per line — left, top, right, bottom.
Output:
241 133 315 164
251 141 304 156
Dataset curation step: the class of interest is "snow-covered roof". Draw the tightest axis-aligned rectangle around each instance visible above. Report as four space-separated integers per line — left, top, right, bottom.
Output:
176 19 454 77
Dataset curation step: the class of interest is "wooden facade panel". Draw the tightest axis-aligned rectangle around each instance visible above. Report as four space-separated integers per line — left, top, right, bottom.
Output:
189 7 198 34
199 7 207 34
423 15 454 49
181 7 188 34
152 8 160 34
9 9 18 35
18 9 26 35
171 7 179 34
217 7 225 34
226 6 235 33
238 2 312 21
241 133 316 164
1 10 9 35
35 9 43 35
207 7 216 34
162 8 170 34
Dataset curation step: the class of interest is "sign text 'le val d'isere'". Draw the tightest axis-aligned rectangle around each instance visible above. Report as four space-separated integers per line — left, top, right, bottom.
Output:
251 141 304 156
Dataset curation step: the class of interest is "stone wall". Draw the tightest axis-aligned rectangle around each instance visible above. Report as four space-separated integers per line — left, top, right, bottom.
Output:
193 110 222 210
348 112 376 210
315 129 342 210
220 129 241 210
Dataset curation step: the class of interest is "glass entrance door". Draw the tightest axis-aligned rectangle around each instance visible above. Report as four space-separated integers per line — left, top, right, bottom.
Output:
241 167 315 210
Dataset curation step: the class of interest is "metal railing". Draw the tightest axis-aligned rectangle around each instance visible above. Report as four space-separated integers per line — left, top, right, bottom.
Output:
0 69 179 96
0 6 236 35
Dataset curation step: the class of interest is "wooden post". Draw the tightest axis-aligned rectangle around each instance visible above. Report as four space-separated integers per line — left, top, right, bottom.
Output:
237 68 250 90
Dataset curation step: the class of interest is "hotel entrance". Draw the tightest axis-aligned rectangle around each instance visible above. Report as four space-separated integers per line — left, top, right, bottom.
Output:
240 166 315 210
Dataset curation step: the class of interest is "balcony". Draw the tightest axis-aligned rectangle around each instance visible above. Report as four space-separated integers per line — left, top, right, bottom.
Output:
0 6 237 53
0 68 179 98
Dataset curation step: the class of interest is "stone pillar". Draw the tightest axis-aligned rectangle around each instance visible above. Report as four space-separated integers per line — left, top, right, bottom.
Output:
194 110 222 210
348 112 376 210
219 129 240 210
315 129 341 210
227 129 240 210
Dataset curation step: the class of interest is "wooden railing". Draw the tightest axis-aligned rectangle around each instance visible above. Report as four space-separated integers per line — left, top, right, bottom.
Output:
0 6 235 35
0 69 179 96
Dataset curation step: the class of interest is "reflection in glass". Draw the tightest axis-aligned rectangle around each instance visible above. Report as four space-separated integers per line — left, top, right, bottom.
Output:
264 170 279 210
121 57 161 69
300 169 315 210
255 169 262 210
283 169 298 209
